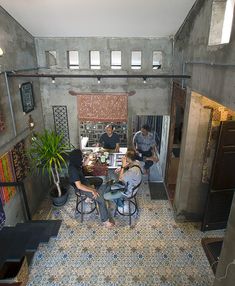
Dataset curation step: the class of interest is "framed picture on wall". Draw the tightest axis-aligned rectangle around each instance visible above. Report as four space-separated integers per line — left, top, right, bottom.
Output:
20 82 34 113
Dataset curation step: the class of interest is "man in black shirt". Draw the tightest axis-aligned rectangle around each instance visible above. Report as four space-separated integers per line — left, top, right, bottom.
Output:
98 124 120 152
68 149 115 228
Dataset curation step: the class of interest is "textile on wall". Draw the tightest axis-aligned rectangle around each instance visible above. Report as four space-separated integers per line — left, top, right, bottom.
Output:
0 152 16 205
77 93 128 122
11 139 29 182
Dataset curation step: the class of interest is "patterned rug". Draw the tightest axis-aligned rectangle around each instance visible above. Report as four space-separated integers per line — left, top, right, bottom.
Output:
27 182 224 286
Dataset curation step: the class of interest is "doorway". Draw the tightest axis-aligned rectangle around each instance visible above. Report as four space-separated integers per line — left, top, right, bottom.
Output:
132 115 166 182
165 82 186 204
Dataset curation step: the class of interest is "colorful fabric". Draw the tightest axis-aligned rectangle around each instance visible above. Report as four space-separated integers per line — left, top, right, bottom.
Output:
11 139 29 181
78 93 128 122
0 152 16 205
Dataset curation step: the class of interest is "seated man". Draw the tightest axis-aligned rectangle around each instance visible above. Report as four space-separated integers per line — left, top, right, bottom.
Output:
98 124 120 152
104 149 142 208
133 124 159 174
68 148 114 228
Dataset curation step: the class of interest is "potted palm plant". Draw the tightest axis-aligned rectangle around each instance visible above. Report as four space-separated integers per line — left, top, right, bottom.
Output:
28 129 70 206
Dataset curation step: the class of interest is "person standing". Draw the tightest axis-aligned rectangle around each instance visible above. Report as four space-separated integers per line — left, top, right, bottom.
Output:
98 124 120 152
68 149 115 228
133 124 158 174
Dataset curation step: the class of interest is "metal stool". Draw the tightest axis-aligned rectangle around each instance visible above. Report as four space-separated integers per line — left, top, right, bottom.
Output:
74 188 99 222
114 191 139 227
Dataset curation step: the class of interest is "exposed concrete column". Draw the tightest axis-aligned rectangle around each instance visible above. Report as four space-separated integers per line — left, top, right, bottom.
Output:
213 196 235 286
174 92 210 221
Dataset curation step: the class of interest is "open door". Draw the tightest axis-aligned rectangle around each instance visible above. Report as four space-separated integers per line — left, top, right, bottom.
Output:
201 121 235 231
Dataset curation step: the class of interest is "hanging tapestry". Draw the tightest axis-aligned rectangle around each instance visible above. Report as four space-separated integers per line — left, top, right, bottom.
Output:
0 197 6 230
0 111 5 132
78 93 128 122
0 152 16 205
11 139 29 182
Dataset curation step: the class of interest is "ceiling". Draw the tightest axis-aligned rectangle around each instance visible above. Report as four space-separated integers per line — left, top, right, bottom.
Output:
0 0 196 38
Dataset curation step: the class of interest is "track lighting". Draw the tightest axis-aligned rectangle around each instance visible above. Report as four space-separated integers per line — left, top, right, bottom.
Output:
97 76 101 84
143 77 147 84
51 77 55 83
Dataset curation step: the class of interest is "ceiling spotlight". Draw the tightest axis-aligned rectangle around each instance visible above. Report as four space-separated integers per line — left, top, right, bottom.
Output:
51 77 55 83
97 77 101 84
143 77 147 84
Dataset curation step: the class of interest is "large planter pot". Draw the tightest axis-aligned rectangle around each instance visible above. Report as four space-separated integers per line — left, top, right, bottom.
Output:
50 185 68 207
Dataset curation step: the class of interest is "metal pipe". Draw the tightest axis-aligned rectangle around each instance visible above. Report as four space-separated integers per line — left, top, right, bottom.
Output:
4 72 17 136
7 73 191 79
185 61 235 67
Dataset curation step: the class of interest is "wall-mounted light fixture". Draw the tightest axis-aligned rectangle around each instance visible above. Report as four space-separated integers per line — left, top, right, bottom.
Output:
28 114 35 130
0 48 3 57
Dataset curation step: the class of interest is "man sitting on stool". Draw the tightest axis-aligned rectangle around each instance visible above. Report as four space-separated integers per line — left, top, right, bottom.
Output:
133 124 159 175
68 149 115 228
97 124 120 152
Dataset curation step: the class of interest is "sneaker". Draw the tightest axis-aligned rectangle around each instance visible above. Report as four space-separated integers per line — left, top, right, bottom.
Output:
103 220 115 228
85 197 93 204
118 202 130 214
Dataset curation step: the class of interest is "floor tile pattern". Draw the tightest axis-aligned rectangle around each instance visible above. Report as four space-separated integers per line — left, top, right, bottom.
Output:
28 183 224 286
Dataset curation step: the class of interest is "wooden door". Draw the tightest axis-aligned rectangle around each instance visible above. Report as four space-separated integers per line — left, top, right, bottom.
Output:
165 82 186 202
201 121 235 231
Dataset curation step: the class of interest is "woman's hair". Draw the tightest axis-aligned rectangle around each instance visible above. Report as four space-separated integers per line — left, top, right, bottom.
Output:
125 149 136 161
69 149 83 168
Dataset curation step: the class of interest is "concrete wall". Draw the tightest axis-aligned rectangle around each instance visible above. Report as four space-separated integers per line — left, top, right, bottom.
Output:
173 0 235 218
173 1 235 285
174 92 211 220
35 37 173 148
0 7 47 225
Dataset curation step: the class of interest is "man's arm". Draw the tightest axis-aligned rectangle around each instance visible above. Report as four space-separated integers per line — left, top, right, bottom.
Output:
115 143 120 152
75 180 99 199
97 133 104 147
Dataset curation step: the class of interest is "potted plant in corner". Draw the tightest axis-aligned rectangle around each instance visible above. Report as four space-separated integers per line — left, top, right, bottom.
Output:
28 129 70 206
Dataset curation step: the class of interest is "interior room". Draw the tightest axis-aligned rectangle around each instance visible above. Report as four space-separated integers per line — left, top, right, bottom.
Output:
0 0 235 285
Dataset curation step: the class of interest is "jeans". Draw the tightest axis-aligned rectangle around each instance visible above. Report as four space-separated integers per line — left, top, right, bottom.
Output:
103 191 125 207
101 183 125 207
79 177 109 222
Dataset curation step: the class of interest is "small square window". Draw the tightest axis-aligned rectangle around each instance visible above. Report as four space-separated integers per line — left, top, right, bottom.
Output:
45 51 57 67
68 51 79 69
208 0 235 46
152 51 162 69
90 51 101 69
131 51 141 70
111 51 121 69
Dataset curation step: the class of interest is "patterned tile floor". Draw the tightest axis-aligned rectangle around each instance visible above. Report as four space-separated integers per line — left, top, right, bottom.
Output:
28 182 224 286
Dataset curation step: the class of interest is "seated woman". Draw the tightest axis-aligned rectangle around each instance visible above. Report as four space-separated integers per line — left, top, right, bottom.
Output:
68 149 115 228
104 149 142 208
